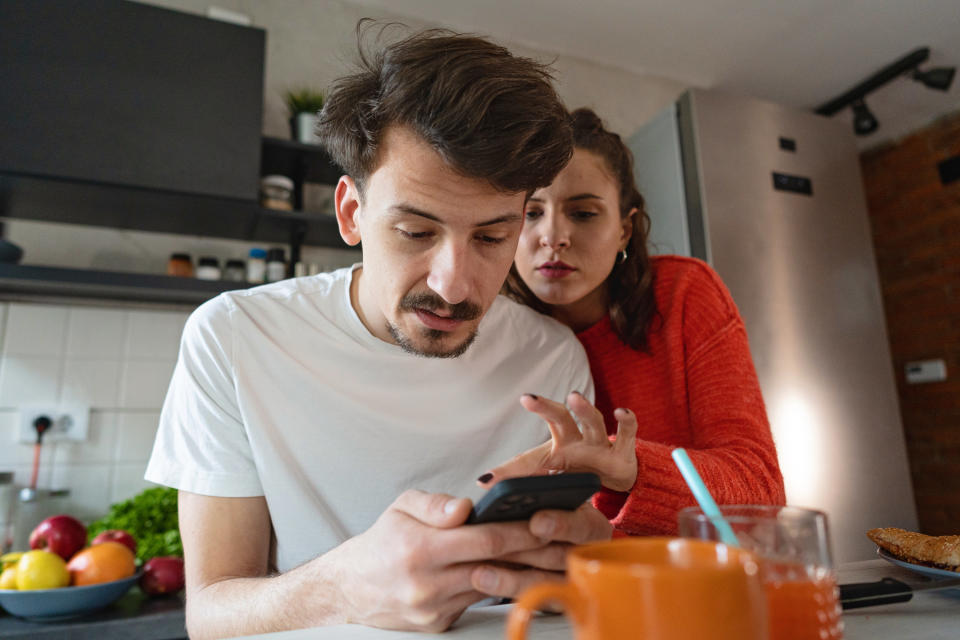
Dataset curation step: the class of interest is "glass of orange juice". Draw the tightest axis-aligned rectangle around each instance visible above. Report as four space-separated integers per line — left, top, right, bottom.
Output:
678 505 843 640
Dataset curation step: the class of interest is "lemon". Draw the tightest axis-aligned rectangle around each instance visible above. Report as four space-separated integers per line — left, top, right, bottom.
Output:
15 550 70 590
0 566 17 589
1 552 24 571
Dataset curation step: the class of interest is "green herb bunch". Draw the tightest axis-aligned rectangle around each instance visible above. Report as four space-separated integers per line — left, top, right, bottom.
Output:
284 87 325 116
88 487 182 563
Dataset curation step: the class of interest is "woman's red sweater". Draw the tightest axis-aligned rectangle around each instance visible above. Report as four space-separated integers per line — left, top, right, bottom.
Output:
578 256 786 536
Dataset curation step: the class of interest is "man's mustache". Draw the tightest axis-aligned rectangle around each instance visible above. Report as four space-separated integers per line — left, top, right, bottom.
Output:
399 293 482 321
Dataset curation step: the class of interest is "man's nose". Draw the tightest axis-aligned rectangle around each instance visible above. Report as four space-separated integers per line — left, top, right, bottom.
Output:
426 242 475 305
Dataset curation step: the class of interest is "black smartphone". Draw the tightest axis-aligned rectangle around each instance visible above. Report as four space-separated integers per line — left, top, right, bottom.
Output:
467 473 601 524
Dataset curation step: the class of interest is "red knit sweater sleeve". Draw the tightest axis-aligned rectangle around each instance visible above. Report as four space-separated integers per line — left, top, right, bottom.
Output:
612 319 786 535
589 258 786 535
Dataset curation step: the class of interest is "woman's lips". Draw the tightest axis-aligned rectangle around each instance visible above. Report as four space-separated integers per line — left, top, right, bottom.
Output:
537 261 575 279
414 308 463 331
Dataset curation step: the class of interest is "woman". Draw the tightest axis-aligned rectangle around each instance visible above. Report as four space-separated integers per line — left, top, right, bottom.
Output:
480 108 785 536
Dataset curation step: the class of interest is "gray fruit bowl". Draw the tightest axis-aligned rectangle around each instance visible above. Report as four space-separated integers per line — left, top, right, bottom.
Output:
0 572 140 621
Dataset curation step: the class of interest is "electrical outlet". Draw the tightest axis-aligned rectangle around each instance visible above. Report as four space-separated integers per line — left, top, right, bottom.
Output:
17 405 90 444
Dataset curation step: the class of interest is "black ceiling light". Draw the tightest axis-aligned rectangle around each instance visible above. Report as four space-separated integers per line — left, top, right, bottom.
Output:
851 99 879 136
814 47 957 136
912 66 956 91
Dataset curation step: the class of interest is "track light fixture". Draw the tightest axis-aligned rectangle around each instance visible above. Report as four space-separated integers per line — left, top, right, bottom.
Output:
814 47 956 136
851 100 879 136
912 67 956 91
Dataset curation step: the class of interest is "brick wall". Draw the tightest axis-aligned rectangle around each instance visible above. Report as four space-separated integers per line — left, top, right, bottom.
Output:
860 110 960 535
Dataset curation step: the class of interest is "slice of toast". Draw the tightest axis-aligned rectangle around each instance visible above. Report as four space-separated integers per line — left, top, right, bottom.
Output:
867 527 960 572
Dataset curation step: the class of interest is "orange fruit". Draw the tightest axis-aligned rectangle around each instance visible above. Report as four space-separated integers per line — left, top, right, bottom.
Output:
67 541 136 586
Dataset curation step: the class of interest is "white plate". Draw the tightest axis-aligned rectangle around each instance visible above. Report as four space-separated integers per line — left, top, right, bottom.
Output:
877 548 960 580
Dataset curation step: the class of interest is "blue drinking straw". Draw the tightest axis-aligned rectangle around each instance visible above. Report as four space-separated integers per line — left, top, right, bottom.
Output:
671 448 740 547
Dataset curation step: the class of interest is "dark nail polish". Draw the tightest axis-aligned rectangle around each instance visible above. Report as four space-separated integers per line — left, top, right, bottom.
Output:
524 393 539 400
477 472 493 484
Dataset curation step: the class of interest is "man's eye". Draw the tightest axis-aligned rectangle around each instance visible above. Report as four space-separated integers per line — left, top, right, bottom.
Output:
477 234 507 245
397 229 432 240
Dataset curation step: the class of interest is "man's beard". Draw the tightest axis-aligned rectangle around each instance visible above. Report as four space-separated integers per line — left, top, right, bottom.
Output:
388 292 482 359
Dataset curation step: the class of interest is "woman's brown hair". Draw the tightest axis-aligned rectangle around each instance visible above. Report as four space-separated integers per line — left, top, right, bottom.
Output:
504 108 659 351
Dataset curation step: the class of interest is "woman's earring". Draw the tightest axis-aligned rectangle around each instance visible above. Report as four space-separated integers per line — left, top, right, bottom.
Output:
618 249 628 264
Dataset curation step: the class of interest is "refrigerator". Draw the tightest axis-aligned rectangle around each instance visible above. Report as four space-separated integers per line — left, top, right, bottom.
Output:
628 89 918 562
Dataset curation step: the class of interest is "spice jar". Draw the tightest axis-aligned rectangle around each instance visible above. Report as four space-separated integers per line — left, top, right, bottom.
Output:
247 248 267 283
223 259 246 282
265 248 287 282
260 175 294 211
196 257 221 281
167 253 193 277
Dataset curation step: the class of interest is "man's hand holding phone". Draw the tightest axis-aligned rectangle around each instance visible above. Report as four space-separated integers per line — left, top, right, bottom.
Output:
321 476 610 631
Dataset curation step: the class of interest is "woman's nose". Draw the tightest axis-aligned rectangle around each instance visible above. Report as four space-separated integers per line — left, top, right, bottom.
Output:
539 222 570 250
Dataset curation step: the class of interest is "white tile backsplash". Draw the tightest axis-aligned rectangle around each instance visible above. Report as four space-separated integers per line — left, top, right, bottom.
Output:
111 462 158 505
115 412 162 462
53 411 118 466
3 304 68 357
65 308 128 358
60 359 122 407
0 302 181 521
51 464 114 522
125 310 188 360
0 355 62 407
119 360 176 409
0 410 36 467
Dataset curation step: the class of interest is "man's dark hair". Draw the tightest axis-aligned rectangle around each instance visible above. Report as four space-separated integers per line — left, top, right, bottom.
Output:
317 21 573 194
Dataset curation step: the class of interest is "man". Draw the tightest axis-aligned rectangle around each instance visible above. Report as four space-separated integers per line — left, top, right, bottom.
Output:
145 26 611 638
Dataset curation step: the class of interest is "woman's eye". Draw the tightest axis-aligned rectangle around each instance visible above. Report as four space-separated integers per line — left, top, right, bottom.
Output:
570 210 598 221
524 209 542 220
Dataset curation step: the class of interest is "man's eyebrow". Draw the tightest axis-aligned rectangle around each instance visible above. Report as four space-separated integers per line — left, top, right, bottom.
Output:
527 193 604 204
390 204 522 227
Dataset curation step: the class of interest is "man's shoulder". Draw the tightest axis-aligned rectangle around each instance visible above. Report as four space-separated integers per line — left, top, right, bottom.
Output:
224 266 353 309
486 295 582 354
184 266 355 341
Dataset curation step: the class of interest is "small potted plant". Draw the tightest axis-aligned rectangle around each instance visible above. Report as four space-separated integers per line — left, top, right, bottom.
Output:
284 88 325 144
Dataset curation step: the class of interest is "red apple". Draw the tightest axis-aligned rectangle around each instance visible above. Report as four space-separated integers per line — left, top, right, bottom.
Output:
91 529 137 556
29 514 87 561
140 556 185 596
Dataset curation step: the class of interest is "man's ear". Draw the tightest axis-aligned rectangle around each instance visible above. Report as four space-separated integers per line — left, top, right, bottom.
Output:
335 176 362 246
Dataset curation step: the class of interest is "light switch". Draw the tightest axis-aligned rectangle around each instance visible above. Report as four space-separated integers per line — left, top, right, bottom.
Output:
904 359 947 384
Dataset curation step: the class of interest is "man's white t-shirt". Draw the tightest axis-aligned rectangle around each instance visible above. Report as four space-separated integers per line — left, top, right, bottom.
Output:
146 265 593 572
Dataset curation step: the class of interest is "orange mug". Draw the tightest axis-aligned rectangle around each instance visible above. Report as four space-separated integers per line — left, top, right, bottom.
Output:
507 537 768 640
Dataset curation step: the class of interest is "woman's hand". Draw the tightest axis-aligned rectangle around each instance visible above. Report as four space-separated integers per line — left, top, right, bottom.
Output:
478 392 638 492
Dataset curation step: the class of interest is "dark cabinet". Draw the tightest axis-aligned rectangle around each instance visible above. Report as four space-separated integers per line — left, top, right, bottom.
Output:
0 1 353 306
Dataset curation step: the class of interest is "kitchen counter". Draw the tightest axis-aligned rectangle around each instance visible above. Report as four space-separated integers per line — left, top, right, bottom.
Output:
0 588 185 639
231 559 959 639
3 558 955 639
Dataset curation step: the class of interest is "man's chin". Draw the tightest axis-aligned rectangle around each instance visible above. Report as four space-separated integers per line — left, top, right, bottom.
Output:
387 323 478 359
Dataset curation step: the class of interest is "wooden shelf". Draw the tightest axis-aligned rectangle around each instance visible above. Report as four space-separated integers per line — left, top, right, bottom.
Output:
0 263 255 305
